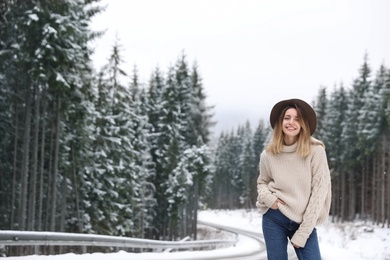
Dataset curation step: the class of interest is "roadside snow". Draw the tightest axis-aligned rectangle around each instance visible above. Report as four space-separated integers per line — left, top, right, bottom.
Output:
199 209 390 260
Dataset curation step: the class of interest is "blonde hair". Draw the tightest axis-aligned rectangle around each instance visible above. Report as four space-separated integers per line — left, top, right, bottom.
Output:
266 105 324 157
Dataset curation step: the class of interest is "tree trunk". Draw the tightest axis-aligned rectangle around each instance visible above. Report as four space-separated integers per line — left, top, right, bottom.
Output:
71 147 83 233
192 177 199 240
387 153 390 228
10 99 19 229
380 136 387 227
59 155 68 254
361 160 366 220
45 126 54 231
19 84 32 230
348 170 356 221
50 97 62 232
60 168 67 232
37 94 47 231
340 169 346 221
28 84 40 231
381 154 385 227
331 169 340 222
371 158 377 224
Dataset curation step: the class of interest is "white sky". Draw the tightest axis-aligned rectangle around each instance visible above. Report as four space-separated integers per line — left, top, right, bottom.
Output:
90 0 390 134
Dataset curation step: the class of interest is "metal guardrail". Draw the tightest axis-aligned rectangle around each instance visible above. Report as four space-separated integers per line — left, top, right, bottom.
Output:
0 230 238 250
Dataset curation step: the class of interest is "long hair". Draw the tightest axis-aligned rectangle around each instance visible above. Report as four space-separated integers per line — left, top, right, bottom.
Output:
265 104 324 157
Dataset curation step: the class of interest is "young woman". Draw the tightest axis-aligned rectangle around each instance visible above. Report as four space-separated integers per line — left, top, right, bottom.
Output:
256 98 331 260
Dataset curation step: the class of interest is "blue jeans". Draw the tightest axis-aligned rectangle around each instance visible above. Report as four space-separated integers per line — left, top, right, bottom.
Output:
262 209 321 260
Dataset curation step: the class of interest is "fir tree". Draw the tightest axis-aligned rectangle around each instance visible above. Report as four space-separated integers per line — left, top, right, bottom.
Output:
87 39 138 236
128 67 156 238
313 86 328 142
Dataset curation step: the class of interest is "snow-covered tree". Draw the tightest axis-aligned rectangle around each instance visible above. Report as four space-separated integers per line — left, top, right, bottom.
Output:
323 84 348 221
313 86 328 142
0 0 103 234
85 39 149 236
127 67 156 238
147 53 214 239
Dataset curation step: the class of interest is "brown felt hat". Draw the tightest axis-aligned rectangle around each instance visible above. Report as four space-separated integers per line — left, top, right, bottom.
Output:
270 98 317 136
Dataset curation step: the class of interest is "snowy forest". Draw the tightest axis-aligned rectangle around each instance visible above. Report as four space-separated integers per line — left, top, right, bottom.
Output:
0 0 389 248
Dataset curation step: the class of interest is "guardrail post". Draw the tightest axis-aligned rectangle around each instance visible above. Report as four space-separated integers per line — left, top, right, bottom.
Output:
33 245 39 255
163 236 191 253
0 244 6 257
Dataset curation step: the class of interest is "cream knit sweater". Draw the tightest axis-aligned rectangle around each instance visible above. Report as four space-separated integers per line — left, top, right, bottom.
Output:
256 142 331 247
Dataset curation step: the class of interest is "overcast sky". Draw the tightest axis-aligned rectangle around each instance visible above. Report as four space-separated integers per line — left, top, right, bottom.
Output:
90 0 390 134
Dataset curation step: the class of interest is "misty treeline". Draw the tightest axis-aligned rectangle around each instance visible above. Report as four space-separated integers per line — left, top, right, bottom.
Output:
0 0 214 242
212 55 390 228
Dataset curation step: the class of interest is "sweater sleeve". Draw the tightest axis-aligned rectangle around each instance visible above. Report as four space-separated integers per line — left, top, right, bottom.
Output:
256 152 278 209
290 146 331 247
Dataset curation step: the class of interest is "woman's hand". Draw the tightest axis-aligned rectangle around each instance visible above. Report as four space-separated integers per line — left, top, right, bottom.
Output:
271 198 286 209
292 242 300 248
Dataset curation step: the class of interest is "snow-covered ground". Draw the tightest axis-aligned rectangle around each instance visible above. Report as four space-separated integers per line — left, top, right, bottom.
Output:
5 209 390 260
199 209 390 260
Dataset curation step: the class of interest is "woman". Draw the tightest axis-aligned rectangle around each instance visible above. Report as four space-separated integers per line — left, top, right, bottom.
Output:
256 98 331 260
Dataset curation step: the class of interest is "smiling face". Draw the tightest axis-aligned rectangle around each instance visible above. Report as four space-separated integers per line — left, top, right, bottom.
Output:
282 107 301 145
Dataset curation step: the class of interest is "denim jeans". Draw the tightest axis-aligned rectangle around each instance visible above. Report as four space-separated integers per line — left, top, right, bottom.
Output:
262 208 321 260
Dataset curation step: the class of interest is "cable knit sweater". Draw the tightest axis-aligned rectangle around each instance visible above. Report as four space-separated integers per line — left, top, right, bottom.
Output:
256 142 331 248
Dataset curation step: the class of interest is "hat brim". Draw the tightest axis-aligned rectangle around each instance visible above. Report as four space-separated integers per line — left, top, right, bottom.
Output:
270 98 317 136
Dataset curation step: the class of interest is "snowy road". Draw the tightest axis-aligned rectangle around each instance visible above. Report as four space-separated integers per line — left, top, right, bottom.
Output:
197 219 267 260
197 219 297 260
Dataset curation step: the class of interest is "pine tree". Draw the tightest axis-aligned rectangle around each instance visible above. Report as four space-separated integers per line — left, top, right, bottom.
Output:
341 55 372 220
149 65 183 239
237 121 256 208
365 65 390 225
86 39 141 236
0 0 103 233
380 67 390 227
251 120 268 204
208 132 232 209
190 62 216 144
313 86 328 141
128 67 156 238
147 53 214 239
323 84 348 221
